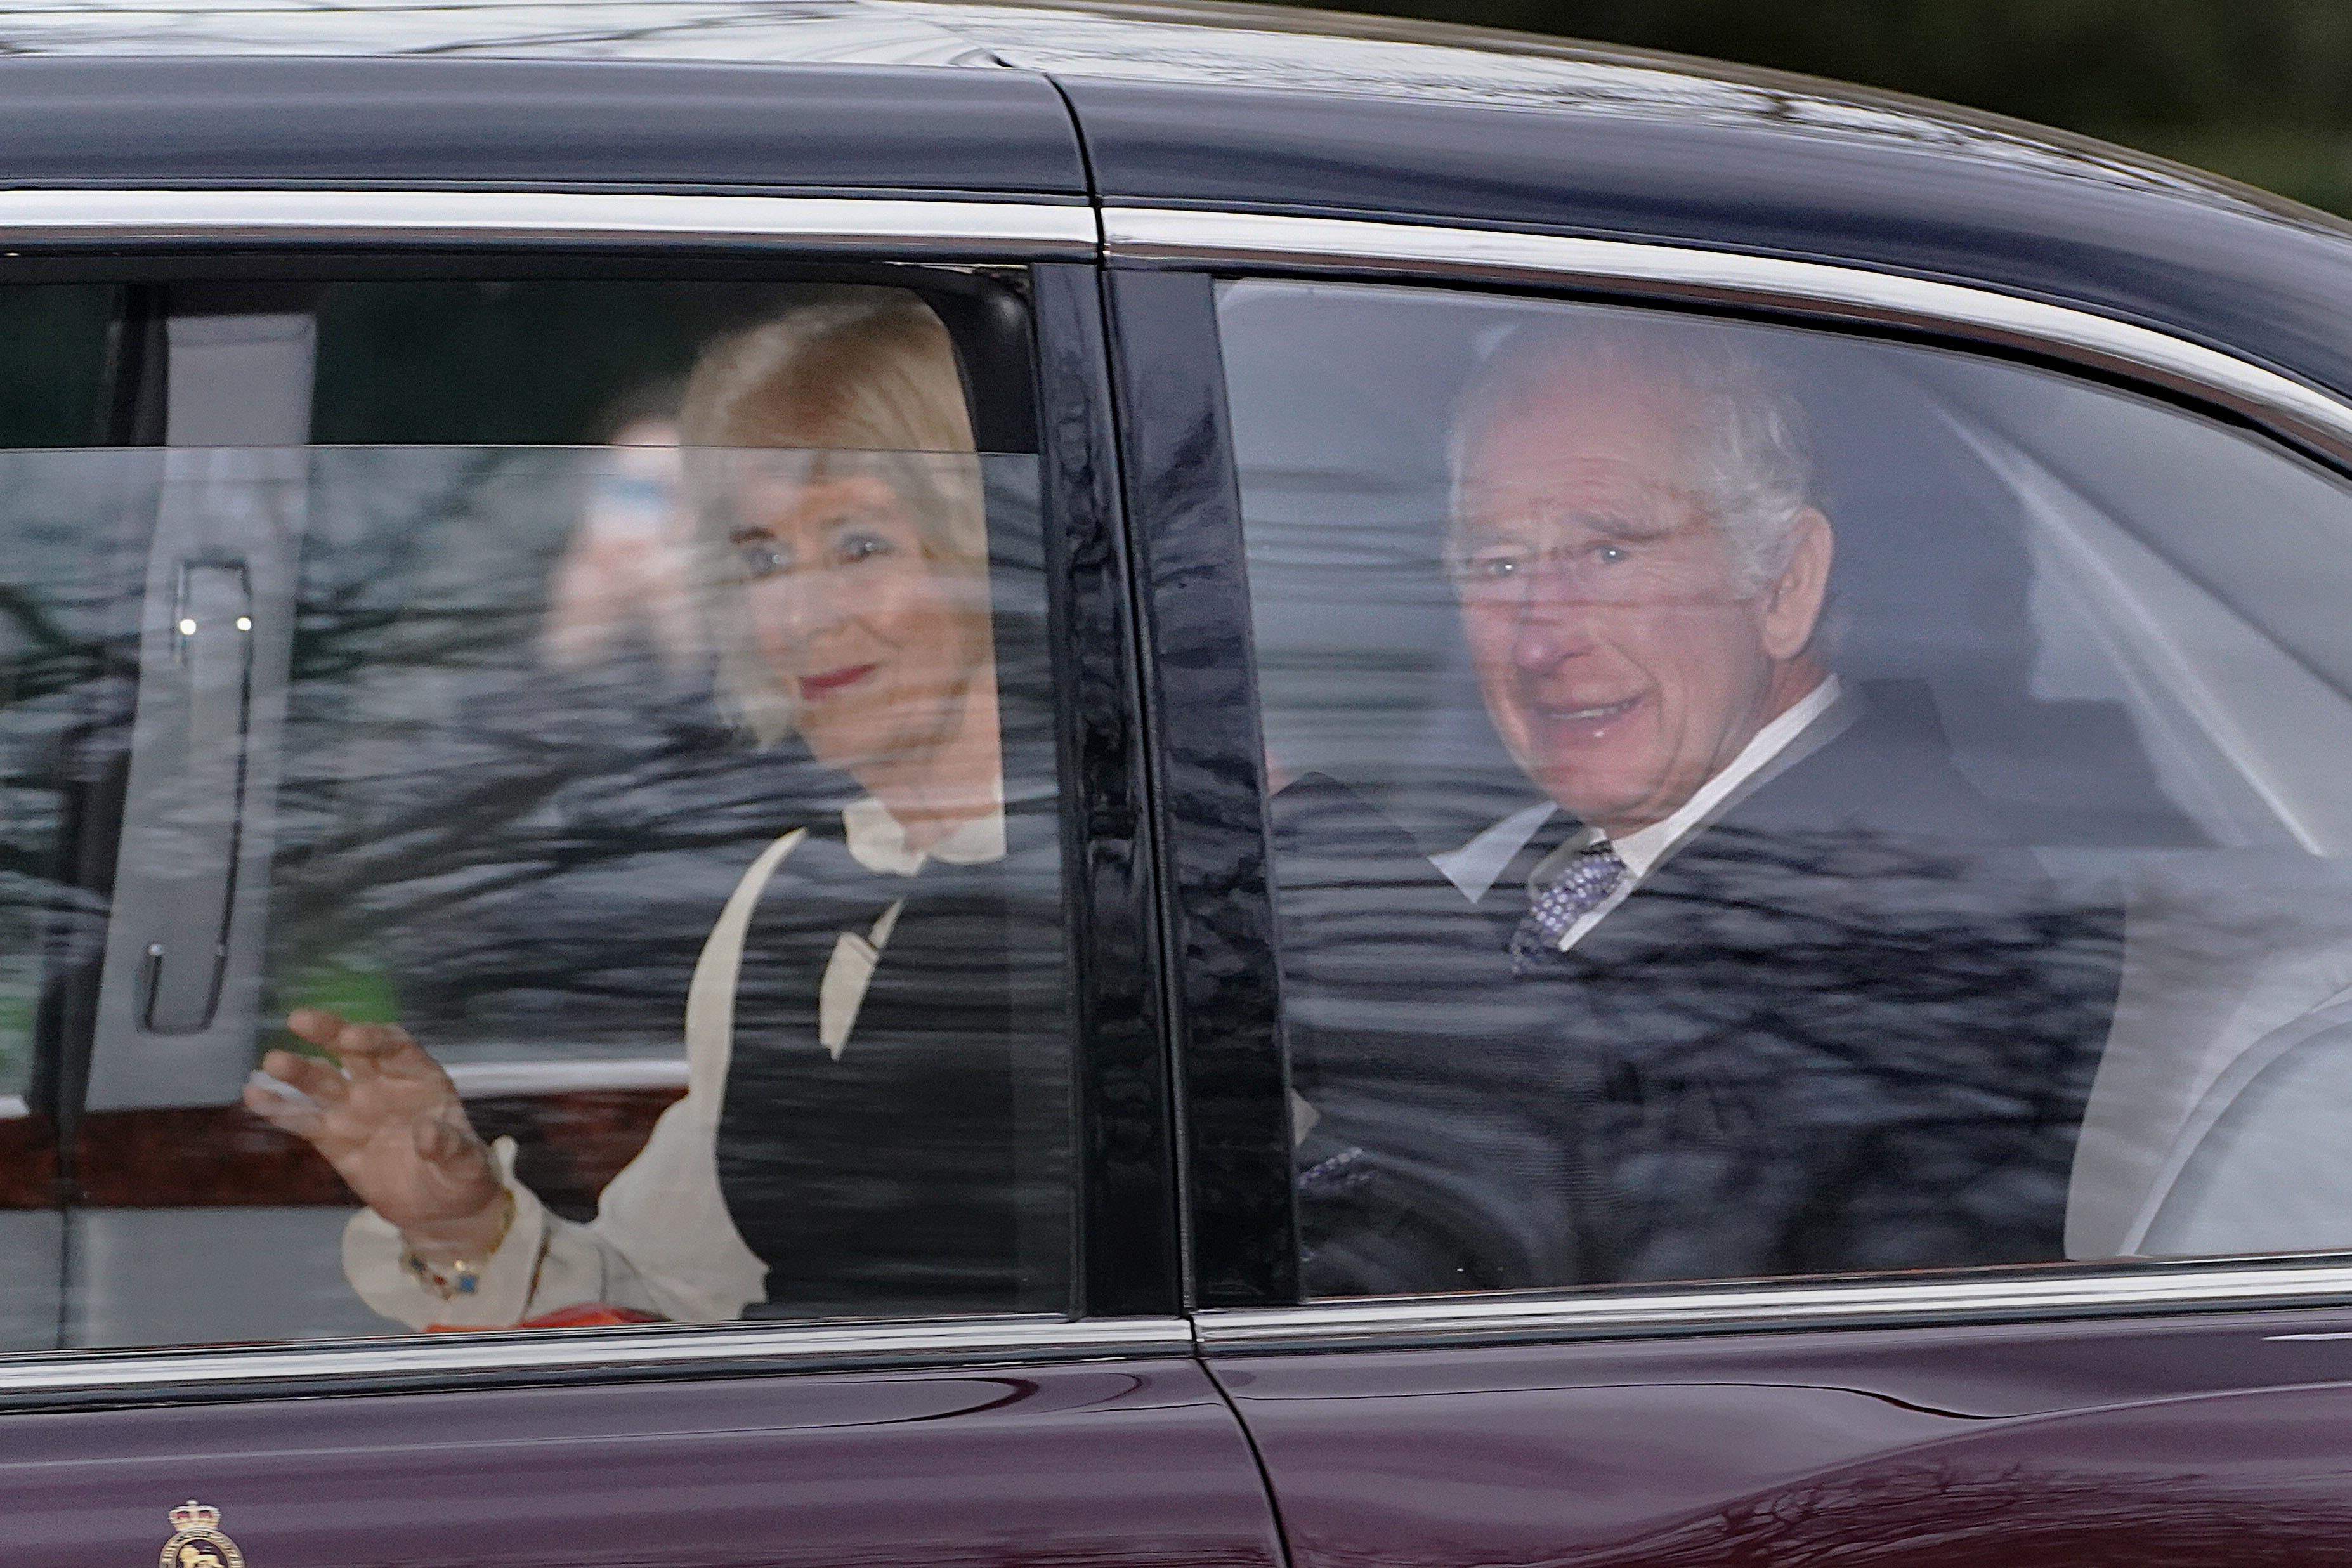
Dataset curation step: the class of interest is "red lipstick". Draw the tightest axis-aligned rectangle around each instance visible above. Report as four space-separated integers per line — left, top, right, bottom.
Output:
800 663 878 698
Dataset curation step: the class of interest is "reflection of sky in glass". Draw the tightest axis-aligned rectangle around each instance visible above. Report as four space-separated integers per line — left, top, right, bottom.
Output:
0 2 990 65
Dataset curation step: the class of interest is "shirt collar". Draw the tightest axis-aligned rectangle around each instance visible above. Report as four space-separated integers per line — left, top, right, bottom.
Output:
1600 674 1844 878
841 795 1007 877
1527 672 1845 891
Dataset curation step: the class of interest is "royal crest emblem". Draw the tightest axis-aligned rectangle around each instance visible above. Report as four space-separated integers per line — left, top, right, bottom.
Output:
158 1500 245 1568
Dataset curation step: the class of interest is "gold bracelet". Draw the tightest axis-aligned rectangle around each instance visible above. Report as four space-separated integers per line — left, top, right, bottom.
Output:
400 1191 518 1302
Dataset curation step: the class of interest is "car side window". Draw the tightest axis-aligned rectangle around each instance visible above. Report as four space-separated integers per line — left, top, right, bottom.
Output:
1221 277 2352 1297
11 275 1076 1349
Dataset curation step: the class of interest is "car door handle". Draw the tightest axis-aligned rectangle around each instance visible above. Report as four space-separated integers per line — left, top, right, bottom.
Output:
85 299 315 1112
138 560 254 1034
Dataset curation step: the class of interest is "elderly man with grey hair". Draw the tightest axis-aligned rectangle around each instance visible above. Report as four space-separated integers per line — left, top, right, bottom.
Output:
1435 318 1841 947
1277 315 2122 1296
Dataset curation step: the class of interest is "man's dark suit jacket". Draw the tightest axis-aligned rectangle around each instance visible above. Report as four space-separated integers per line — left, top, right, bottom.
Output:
1273 682 2124 1297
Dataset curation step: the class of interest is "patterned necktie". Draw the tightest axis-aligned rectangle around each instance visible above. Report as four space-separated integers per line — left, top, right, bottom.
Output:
1511 842 1627 974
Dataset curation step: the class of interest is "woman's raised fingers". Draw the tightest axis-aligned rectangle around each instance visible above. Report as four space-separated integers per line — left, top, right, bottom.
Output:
284 1007 348 1050
331 1021 433 1083
256 1047 350 1108
242 1078 325 1140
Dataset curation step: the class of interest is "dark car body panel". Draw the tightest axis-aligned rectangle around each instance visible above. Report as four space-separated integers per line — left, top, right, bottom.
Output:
1057 74 2352 404
1212 1308 2352 1566
8 1355 1285 1568
907 3 2352 405
0 57 1091 197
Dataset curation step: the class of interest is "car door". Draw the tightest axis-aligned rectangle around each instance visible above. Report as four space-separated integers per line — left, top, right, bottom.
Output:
1110 234 2352 1567
0 163 1279 1566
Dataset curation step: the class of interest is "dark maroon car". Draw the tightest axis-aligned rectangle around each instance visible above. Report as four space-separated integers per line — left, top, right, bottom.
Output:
8 3 2352 1564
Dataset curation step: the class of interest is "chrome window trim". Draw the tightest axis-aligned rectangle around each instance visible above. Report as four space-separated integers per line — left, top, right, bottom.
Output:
0 189 1099 257
1198 1259 2352 1353
1106 206 2352 470
0 1314 1190 1409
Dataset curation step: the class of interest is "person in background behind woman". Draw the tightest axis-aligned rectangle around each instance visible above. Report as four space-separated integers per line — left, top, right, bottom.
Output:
537 380 705 682
245 289 1070 1327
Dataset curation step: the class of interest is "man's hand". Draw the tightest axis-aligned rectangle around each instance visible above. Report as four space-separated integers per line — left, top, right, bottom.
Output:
244 1008 507 1255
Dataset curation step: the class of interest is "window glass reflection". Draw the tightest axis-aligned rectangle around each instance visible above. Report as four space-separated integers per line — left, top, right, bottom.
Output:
1223 278 2352 1295
0 282 1071 1350
0 440 143 1352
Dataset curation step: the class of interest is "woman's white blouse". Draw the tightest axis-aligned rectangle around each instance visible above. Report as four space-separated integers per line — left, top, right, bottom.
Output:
340 801 1009 1330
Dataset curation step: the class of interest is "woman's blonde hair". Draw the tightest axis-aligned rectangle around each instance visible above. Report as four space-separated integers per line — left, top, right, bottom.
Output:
679 289 989 745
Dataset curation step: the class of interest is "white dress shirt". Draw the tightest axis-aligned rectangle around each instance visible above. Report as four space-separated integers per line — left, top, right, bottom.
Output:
342 800 1007 1330
1436 676 1846 953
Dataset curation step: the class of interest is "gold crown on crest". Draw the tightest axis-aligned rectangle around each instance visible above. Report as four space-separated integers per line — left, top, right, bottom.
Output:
169 1501 221 1533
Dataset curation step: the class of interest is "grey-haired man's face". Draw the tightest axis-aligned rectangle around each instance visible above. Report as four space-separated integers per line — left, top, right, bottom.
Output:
1451 368 1832 839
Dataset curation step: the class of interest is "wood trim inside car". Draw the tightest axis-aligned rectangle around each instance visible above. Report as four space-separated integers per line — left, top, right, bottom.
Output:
0 1086 684 1213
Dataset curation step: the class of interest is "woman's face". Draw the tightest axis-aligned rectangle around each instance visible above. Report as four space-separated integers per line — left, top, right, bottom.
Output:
729 461 993 786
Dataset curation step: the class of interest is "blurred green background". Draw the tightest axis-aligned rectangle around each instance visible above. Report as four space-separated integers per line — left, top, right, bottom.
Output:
1310 0 2352 218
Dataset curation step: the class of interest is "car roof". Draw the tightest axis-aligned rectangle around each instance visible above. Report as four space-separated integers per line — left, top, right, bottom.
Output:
0 0 2302 214
959 2 2352 414
11 0 2352 406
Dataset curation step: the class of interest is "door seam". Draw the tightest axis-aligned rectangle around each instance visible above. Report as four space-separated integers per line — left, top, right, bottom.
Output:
1193 1322 1302 1568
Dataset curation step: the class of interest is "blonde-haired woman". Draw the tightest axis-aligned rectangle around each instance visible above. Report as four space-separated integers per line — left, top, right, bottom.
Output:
247 291 1066 1326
